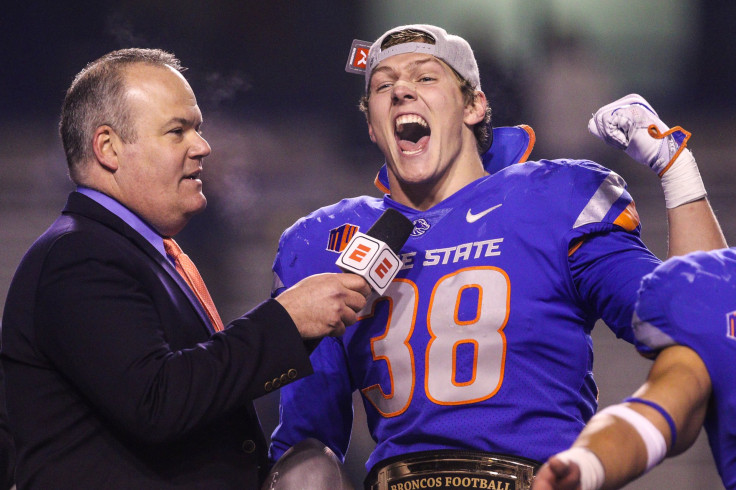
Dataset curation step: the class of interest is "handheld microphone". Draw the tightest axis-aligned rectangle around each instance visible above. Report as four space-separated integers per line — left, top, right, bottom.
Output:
335 208 414 295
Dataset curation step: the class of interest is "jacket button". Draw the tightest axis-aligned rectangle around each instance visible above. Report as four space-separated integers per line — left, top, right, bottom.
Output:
264 381 273 392
242 439 256 453
288 369 297 379
272 377 281 389
280 373 289 384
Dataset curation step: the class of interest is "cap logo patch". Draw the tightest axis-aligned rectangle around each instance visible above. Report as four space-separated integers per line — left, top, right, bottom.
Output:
345 39 372 75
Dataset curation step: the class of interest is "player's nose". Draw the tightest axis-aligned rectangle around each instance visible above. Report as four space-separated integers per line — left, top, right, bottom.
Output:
391 80 416 104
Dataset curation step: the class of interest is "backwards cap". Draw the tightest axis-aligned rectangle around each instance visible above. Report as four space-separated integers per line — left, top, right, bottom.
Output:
347 24 481 93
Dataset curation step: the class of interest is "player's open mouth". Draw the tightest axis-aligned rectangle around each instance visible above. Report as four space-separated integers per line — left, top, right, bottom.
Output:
395 114 430 155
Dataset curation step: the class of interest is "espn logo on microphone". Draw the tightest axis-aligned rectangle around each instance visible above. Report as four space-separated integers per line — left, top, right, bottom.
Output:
336 232 401 295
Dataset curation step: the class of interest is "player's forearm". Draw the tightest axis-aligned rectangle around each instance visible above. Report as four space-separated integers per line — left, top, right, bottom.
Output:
555 346 711 490
572 413 649 489
533 415 648 490
666 198 727 258
629 346 711 454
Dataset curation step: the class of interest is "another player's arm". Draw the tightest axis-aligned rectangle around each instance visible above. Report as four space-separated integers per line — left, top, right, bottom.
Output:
533 345 711 490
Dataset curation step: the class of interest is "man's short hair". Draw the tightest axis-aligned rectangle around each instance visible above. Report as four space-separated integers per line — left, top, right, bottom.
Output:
59 48 183 181
358 28 492 153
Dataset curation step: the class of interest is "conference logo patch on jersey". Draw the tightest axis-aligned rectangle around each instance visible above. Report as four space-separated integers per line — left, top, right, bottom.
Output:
411 218 431 236
327 223 359 253
727 311 736 340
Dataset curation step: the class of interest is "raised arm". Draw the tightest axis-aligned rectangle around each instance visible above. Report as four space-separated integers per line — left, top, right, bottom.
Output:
665 199 725 257
588 94 727 257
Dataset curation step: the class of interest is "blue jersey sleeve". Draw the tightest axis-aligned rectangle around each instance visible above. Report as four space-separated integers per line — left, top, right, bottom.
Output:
268 199 382 465
556 160 661 344
569 231 661 343
269 336 355 464
270 256 353 462
634 248 736 357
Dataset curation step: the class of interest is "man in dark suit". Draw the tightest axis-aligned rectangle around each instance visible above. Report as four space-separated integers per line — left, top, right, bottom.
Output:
0 366 14 490
0 48 370 489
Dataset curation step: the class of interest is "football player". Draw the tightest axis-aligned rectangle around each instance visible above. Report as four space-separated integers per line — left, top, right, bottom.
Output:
533 247 736 489
267 24 726 489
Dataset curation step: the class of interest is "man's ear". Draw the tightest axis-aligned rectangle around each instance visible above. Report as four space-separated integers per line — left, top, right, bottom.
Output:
464 90 487 126
92 125 120 172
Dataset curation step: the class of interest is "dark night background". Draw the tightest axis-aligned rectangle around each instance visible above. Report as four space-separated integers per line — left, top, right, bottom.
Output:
2 2 734 488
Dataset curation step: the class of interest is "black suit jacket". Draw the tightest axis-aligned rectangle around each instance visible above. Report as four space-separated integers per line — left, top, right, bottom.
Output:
1 192 313 489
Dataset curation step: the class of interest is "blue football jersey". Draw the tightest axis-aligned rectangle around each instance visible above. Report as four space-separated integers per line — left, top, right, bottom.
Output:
633 248 736 488
270 158 660 471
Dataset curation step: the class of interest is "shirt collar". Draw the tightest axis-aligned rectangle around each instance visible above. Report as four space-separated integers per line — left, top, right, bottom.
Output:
76 186 167 258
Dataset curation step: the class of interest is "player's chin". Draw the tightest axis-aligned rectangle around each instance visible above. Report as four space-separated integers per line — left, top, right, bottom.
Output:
393 164 438 187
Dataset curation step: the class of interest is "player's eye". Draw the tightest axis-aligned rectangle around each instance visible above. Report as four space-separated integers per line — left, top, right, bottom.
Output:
374 81 393 92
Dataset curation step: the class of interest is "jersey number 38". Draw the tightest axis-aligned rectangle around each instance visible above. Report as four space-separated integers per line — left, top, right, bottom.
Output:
360 267 509 417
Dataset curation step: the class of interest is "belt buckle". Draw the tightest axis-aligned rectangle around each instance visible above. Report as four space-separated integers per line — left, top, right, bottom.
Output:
370 451 538 490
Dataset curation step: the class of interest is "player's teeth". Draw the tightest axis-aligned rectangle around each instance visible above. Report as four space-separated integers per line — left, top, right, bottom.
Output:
395 114 428 130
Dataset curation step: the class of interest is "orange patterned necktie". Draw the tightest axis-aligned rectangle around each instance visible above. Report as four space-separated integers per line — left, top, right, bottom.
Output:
163 238 225 332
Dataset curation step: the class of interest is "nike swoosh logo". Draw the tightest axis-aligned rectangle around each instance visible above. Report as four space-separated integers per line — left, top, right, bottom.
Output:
466 204 502 223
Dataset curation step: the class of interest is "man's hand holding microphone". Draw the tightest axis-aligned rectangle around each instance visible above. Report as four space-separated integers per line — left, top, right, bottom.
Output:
277 208 414 340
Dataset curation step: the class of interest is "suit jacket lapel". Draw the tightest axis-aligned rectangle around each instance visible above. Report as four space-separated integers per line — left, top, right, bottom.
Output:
62 192 218 335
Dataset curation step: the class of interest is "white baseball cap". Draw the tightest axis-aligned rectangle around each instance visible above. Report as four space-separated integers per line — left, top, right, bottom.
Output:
362 24 481 92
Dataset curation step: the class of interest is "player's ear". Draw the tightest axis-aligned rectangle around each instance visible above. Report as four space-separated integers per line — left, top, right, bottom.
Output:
464 90 487 126
92 125 121 172
367 122 377 144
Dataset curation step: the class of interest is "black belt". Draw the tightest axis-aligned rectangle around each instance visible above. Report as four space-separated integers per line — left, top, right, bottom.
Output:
365 449 540 490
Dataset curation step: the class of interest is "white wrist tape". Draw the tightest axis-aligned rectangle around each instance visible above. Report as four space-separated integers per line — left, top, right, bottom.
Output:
598 404 666 471
660 148 707 209
554 447 605 490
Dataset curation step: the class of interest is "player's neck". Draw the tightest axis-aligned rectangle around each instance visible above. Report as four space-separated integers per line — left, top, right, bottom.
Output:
390 158 487 211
